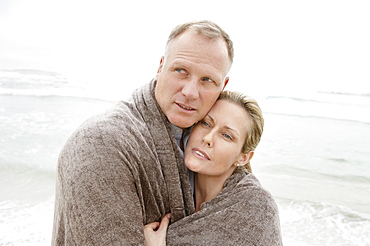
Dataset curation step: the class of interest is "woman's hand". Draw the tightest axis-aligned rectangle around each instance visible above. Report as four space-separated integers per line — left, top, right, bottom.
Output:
144 213 171 246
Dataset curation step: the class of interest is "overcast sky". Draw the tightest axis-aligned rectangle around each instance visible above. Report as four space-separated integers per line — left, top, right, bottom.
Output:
1 0 369 96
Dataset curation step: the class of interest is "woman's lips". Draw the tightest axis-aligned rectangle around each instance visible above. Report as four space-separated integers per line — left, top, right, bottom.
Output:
192 148 210 160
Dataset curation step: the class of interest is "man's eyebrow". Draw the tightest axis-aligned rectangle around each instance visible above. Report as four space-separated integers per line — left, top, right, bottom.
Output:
171 60 188 67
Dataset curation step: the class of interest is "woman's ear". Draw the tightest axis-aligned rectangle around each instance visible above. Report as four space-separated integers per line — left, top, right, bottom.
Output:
235 151 254 166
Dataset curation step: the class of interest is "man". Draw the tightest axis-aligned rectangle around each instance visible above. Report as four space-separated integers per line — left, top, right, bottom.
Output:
52 20 233 245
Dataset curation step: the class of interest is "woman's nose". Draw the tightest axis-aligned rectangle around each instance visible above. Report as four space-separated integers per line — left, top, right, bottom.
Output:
202 131 214 147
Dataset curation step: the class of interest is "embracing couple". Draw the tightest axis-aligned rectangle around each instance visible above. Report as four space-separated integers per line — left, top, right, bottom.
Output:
52 20 283 245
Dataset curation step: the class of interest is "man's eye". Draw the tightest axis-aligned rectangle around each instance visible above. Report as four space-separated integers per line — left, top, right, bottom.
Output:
202 77 214 83
176 68 185 73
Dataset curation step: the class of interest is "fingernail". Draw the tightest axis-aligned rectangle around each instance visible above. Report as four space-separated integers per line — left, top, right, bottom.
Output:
167 213 171 219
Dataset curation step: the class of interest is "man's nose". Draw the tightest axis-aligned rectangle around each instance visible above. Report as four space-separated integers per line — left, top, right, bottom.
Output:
182 78 199 100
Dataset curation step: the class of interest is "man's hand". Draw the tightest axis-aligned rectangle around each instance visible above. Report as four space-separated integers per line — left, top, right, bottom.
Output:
144 214 171 246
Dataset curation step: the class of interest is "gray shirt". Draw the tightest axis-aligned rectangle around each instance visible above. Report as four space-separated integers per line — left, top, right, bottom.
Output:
171 124 194 194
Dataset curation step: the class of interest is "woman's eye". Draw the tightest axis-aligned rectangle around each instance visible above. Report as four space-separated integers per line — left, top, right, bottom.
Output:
223 133 232 140
201 121 210 127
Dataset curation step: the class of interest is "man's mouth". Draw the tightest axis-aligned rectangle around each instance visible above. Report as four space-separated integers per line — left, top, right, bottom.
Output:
177 103 195 111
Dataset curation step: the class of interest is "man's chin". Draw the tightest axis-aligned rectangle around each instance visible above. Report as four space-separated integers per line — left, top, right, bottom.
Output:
169 116 196 129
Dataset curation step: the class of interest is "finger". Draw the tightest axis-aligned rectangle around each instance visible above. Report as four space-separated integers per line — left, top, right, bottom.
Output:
158 213 171 232
144 222 160 231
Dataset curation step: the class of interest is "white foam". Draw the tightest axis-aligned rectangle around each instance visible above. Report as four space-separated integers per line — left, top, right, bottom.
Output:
0 198 54 245
279 200 370 246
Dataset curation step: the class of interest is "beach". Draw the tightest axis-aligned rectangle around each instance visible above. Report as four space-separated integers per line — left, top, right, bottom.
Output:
1 69 370 245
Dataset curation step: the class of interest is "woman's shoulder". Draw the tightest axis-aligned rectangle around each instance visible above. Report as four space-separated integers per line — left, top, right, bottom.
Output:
224 169 278 207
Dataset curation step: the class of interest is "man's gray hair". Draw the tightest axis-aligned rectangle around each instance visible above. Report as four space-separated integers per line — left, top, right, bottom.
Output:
167 20 234 63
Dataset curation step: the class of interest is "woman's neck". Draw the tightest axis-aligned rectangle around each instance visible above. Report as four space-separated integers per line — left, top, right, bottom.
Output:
194 173 227 212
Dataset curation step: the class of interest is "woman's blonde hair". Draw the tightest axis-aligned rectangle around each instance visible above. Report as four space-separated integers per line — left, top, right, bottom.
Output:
218 91 264 172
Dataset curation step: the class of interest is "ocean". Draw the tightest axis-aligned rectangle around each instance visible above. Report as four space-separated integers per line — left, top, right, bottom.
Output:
1 69 369 245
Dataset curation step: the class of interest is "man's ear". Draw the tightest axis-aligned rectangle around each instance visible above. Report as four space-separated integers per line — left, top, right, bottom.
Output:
157 56 164 75
235 151 254 166
222 77 229 90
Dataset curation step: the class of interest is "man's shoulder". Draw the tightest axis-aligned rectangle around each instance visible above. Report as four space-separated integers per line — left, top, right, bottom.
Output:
91 100 143 124
70 100 149 140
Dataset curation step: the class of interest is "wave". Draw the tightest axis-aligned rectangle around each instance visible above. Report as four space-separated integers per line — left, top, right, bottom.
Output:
263 91 370 124
0 69 130 101
0 88 116 102
279 199 370 246
1 69 64 77
266 93 370 107
0 69 72 87
318 90 370 98
267 95 320 103
0 196 54 245
265 163 370 184
265 111 370 126
327 157 352 164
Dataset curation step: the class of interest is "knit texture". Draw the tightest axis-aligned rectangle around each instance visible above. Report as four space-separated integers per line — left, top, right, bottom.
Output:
52 80 282 245
52 80 194 245
166 168 283 245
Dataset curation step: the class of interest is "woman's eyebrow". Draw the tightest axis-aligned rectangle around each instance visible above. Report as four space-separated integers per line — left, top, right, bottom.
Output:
206 114 240 137
224 126 240 137
204 115 214 123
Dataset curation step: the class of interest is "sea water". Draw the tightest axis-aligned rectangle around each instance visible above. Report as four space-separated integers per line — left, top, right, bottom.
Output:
1 69 369 245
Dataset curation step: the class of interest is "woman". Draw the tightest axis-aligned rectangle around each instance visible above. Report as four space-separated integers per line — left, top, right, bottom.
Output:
144 91 282 245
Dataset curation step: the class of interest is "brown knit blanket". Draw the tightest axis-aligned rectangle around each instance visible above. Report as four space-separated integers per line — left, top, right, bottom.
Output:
166 168 283 245
52 80 282 245
52 80 194 245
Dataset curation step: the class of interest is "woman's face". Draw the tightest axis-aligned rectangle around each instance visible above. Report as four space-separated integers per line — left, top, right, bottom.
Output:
185 99 252 180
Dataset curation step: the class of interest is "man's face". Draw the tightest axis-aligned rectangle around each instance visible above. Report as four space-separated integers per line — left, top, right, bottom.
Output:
155 29 231 128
